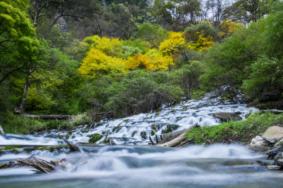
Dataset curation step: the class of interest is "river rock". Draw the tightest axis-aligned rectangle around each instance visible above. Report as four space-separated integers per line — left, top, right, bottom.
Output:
267 165 281 170
274 138 283 147
250 136 271 151
213 112 242 123
161 124 179 134
262 126 283 142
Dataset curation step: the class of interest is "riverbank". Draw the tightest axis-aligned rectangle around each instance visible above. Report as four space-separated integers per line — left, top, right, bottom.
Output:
186 112 283 145
0 113 91 134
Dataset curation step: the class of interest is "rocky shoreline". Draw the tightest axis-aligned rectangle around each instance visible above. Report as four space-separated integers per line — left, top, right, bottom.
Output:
250 126 283 170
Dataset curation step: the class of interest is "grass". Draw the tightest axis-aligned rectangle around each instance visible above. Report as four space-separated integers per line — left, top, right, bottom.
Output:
1 112 92 134
186 113 283 144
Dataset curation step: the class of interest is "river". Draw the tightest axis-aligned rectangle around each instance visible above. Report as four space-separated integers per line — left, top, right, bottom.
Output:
1 145 283 188
1 92 282 188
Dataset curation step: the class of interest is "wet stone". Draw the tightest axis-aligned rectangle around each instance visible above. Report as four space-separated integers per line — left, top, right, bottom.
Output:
267 165 281 170
140 131 147 140
161 124 180 134
131 131 138 137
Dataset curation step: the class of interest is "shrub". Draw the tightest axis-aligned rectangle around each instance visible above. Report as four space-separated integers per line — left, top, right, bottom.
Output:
218 20 244 39
242 56 283 101
184 22 217 51
201 19 265 89
134 23 168 47
104 73 184 117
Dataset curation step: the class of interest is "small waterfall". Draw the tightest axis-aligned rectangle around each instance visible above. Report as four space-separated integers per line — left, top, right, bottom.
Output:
0 92 258 146
60 93 258 145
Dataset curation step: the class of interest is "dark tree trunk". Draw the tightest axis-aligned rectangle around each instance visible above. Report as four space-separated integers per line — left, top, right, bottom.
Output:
17 69 32 114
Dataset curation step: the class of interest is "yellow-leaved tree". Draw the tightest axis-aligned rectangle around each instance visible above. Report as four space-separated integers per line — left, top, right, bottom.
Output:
79 35 176 76
159 32 186 55
79 48 127 77
83 35 123 56
187 32 214 51
218 20 244 39
127 49 173 71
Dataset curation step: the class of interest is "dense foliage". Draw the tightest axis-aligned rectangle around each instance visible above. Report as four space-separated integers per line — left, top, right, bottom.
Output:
202 2 283 108
1 0 282 133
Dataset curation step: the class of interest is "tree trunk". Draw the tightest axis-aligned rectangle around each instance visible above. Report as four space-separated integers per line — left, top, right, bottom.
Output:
17 69 32 114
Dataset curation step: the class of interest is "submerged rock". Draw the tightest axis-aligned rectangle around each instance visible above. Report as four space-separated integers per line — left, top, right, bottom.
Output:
267 165 282 170
213 112 242 123
140 131 147 140
161 124 179 134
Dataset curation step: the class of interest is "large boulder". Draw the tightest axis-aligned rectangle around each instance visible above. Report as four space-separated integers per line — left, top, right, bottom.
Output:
263 126 283 142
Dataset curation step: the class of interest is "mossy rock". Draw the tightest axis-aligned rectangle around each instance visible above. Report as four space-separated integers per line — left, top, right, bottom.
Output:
89 133 103 143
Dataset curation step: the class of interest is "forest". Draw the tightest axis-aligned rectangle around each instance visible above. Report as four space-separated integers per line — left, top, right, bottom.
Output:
1 0 282 133
2 1 283 187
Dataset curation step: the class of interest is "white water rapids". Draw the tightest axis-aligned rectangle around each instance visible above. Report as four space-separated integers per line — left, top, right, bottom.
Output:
2 92 282 188
1 145 283 188
0 92 258 146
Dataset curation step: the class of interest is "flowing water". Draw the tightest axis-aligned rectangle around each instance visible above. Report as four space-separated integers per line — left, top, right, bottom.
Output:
1 93 282 188
1 145 283 188
46 92 257 145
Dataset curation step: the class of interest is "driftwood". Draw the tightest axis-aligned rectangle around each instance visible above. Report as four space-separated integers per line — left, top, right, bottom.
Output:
0 157 65 173
22 114 73 120
152 129 191 147
158 132 188 147
150 130 185 145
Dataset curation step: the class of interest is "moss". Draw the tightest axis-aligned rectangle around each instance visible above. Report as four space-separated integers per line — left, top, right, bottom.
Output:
186 113 283 144
89 133 103 143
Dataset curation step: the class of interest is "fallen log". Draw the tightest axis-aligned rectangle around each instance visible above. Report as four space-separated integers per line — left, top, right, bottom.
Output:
22 114 73 120
0 157 65 173
150 130 186 145
158 132 188 147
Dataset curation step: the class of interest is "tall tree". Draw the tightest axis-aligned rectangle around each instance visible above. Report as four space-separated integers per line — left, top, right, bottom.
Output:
222 0 276 22
0 0 45 113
